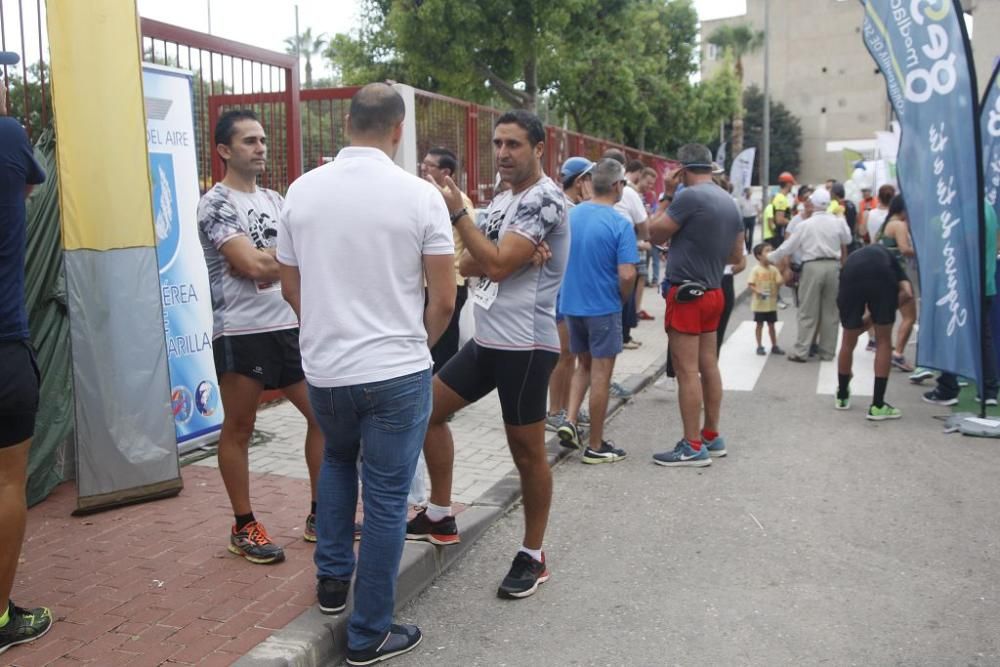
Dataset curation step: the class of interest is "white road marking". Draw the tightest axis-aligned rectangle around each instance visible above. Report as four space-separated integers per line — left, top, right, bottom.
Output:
817 328 876 396
719 321 785 391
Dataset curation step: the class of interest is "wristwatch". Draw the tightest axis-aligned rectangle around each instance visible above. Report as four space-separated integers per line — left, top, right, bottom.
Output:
450 207 468 226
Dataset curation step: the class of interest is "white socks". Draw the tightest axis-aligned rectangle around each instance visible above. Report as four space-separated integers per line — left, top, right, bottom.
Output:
425 502 451 523
519 545 543 562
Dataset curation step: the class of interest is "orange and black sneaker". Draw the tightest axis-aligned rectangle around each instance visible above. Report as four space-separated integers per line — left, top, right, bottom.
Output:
229 520 285 564
303 513 317 543
405 508 460 546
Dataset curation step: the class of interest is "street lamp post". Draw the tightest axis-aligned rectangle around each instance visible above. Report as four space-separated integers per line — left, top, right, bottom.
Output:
761 0 770 200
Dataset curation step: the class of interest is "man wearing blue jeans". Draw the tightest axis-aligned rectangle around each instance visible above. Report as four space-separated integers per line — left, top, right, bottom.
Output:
277 83 455 665
556 159 638 462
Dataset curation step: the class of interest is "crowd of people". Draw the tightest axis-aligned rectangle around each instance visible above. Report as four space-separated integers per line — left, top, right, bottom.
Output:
2 77 991 665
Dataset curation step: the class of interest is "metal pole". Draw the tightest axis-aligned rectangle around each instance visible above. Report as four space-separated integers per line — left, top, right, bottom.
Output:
294 4 301 59
207 0 212 34
761 0 771 198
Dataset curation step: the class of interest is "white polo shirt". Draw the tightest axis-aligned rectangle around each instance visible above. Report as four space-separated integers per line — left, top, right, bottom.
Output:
277 146 454 387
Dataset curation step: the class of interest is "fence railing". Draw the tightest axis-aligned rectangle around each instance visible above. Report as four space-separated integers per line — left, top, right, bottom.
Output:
1 0 50 143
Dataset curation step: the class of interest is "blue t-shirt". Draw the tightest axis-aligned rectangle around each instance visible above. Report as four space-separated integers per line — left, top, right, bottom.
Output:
559 202 639 317
0 118 46 341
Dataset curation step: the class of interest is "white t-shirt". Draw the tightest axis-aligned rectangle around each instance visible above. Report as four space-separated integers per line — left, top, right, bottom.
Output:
277 147 454 388
614 185 647 228
867 207 889 239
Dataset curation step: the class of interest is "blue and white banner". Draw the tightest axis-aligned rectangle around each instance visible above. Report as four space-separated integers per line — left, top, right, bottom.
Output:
982 61 1000 220
861 0 984 389
143 64 223 449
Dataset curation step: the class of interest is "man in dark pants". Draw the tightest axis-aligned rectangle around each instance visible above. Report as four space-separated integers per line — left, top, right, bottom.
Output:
421 147 471 372
0 59 54 655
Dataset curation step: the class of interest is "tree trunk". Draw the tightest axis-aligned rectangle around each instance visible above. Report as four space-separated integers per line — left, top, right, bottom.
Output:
522 53 537 112
732 112 744 156
305 58 313 89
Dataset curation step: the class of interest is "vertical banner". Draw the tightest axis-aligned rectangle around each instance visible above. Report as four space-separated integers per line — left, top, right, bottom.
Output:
729 147 756 193
983 61 1000 220
143 64 223 450
861 0 984 389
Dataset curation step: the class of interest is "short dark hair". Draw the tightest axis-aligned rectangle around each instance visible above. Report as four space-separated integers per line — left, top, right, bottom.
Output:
602 148 627 165
753 242 771 258
641 167 657 179
626 159 645 174
877 184 896 206
428 147 458 175
349 83 406 137
831 183 846 199
495 109 545 146
214 109 259 148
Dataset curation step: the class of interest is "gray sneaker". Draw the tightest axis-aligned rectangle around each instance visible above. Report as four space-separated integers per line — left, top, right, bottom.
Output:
610 382 633 400
545 410 567 432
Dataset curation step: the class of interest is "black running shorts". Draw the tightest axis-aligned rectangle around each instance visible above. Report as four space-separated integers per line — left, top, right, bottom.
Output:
437 341 559 426
213 329 306 390
0 340 40 448
838 248 902 330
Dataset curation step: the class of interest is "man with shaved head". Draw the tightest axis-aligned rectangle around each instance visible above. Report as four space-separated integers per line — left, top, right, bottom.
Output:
278 82 455 665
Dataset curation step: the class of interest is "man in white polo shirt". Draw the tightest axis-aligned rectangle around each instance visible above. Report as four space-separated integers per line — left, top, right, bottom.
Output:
277 83 455 666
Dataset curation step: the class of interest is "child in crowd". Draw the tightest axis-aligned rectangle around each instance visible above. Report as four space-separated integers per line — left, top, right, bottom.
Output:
750 243 785 356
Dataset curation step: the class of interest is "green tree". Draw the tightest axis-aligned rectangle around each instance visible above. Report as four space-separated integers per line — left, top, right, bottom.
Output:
284 27 328 89
5 63 52 143
740 84 802 184
707 23 764 155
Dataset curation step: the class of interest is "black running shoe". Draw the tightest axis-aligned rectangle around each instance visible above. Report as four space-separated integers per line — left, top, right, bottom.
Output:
497 551 549 599
405 508 460 546
0 601 53 655
556 421 581 450
582 440 627 464
346 623 422 665
317 577 350 615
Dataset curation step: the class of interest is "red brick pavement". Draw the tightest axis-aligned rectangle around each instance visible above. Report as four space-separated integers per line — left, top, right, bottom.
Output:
7 466 464 666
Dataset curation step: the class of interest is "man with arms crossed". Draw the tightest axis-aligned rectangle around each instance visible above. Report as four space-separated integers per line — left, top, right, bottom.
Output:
649 144 744 467
278 83 455 665
557 158 638 462
198 110 324 563
0 58 53 655
409 110 569 600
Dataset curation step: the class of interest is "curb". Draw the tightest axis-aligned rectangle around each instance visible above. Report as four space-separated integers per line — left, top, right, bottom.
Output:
235 282 752 665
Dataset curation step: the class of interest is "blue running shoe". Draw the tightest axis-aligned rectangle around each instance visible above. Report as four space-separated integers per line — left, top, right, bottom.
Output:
652 439 712 467
704 435 726 457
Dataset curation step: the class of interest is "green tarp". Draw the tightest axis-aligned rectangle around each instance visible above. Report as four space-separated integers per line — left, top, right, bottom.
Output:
24 129 74 507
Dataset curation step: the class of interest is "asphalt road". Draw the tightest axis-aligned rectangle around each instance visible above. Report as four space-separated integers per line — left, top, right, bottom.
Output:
387 297 1000 667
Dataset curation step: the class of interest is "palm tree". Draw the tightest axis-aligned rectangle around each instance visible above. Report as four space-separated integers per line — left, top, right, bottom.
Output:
284 28 328 89
708 24 764 155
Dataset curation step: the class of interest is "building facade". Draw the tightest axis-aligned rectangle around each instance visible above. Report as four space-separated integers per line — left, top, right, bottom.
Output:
700 0 1000 185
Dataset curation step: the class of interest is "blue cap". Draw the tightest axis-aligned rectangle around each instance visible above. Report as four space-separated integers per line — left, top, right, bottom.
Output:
0 52 20 66
560 156 594 183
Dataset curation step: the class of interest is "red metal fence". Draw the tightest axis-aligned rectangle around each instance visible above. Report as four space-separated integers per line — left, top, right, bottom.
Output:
140 18 302 193
0 0 51 143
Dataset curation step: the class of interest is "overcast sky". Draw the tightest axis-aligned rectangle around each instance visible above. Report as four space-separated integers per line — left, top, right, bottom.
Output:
135 0 748 78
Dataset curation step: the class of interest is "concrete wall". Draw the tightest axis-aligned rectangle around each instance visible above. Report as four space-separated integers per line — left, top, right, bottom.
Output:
701 0 1000 185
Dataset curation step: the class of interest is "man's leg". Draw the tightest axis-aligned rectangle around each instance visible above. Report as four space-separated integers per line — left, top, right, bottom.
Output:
565 352 591 426
505 422 552 552
698 331 722 435
837 328 861 403
430 285 467 374
668 329 703 443
281 380 324 510
217 372 265 517
422 377 470 509
870 323 897 415
817 263 841 360
350 370 431 651
586 356 616 446
547 320 574 419
0 440 29 616
792 263 822 359
635 272 648 315
716 274 735 353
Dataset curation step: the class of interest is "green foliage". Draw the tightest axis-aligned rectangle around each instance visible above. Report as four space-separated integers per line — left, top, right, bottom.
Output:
5 63 52 143
326 0 739 156
707 23 764 82
740 85 802 185
284 27 329 88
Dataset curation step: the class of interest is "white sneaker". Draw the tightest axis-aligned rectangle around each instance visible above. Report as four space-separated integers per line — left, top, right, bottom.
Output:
654 375 677 391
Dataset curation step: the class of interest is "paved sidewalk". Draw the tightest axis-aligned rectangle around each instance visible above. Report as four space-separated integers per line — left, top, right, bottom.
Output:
11 273 749 666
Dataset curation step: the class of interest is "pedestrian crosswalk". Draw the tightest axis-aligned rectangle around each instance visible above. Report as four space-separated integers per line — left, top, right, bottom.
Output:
719 320 877 396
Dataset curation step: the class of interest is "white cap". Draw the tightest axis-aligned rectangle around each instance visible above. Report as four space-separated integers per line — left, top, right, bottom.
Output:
809 188 831 208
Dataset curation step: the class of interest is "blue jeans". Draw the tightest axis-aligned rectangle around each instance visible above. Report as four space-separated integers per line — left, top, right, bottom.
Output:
308 368 432 650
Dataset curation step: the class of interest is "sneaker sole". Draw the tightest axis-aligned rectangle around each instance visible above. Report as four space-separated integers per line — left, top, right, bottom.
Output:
319 602 347 615
653 458 712 467
835 402 851 411
346 634 423 666
706 448 727 457
303 533 317 543
227 544 285 564
405 533 460 546
0 616 53 656
867 413 902 421
921 397 958 407
497 572 550 599
556 428 582 450
581 453 626 464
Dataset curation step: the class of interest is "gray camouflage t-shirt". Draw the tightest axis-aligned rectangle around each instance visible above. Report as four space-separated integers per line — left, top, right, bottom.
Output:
664 182 743 289
472 175 568 352
197 183 298 338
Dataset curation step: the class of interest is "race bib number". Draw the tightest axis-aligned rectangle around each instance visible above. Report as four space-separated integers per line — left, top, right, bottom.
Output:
472 277 499 310
255 280 281 294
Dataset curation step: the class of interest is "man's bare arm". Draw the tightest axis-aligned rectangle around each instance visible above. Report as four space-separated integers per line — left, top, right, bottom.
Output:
423 254 457 347
221 236 281 281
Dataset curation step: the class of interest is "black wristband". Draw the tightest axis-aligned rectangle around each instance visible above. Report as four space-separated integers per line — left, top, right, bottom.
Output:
450 207 468 225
